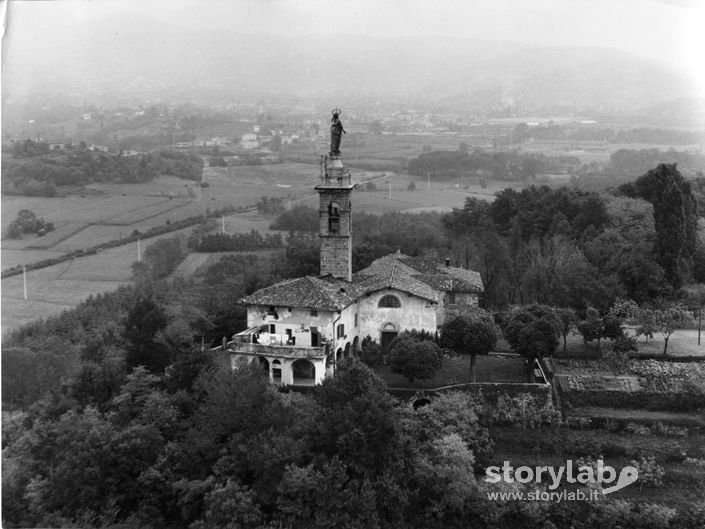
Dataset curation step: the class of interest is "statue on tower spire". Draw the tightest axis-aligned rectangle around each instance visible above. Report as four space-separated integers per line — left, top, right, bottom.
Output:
329 107 346 157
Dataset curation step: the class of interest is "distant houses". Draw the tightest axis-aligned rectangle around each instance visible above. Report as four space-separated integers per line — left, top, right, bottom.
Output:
240 133 259 149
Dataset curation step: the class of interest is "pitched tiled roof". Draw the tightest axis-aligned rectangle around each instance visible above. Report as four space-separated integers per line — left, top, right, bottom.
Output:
353 253 439 303
239 276 355 311
440 266 484 292
240 253 483 310
354 253 483 297
397 255 483 292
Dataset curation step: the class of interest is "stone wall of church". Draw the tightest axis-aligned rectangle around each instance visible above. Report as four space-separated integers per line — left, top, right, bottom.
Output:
320 236 352 280
436 292 480 326
357 289 437 344
318 187 353 280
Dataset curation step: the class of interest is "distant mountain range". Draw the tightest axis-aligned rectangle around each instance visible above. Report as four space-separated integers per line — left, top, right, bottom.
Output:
3 14 700 113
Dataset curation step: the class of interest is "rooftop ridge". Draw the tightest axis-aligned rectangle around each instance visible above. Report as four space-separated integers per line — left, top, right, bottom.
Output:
310 276 350 307
389 255 399 284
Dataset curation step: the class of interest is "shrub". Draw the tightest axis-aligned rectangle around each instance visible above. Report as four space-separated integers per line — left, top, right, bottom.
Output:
388 336 442 384
359 336 383 367
630 455 665 489
612 335 638 353
402 328 439 344
490 392 561 429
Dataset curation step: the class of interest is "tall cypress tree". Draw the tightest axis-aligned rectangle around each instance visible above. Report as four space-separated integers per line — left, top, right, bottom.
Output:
621 163 698 290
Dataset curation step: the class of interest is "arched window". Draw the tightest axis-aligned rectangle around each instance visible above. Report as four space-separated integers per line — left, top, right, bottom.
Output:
378 294 401 308
328 201 341 234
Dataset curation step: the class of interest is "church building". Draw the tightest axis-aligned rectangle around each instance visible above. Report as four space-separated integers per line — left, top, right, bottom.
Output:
225 143 483 385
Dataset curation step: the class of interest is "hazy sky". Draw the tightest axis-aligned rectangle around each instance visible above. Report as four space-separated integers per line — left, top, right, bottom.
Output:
3 0 704 94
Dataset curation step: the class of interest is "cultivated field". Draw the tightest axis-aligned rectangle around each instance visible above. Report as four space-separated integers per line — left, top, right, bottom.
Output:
1 226 197 333
1 249 66 270
173 248 282 278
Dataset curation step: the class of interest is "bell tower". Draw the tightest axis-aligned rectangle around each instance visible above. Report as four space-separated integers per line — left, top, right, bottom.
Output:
316 154 354 281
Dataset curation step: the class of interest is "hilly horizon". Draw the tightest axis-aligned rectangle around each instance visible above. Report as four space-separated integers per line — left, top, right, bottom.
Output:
3 13 699 112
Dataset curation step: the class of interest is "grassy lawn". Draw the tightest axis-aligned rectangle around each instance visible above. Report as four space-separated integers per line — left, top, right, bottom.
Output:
373 353 527 389
630 330 704 357
173 249 279 278
558 331 704 359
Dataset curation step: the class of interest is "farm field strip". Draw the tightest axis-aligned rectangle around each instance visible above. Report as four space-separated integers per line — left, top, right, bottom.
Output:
86 176 200 197
53 225 138 251
25 222 91 249
173 248 281 277
101 197 190 225
1 249 69 270
2 196 113 226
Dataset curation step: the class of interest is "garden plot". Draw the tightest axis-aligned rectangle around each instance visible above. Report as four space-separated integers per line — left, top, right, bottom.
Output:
556 358 705 413
561 374 641 392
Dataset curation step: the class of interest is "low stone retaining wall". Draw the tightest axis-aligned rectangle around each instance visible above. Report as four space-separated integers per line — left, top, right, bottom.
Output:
387 381 552 407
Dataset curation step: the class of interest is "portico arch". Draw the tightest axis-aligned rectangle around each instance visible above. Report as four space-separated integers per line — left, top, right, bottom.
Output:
271 359 282 384
292 359 316 385
257 356 269 373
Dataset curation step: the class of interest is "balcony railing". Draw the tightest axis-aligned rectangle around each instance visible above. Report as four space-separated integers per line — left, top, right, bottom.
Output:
227 341 327 360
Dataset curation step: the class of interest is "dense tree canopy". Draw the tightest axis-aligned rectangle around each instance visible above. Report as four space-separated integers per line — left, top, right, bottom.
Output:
388 336 443 384
440 312 497 383
441 164 703 311
2 148 203 195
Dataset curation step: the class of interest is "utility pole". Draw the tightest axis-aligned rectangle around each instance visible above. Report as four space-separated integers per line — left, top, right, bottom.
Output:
388 182 392 200
137 238 142 262
23 266 27 300
427 172 430 190
221 215 225 234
